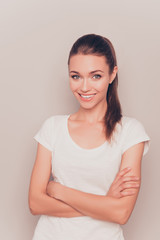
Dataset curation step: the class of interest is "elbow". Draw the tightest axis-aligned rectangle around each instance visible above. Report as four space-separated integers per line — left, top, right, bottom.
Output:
28 195 40 216
118 216 128 225
28 200 38 215
29 207 37 216
29 204 38 216
117 208 131 225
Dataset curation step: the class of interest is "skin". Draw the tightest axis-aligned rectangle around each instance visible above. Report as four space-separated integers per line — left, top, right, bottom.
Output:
28 54 143 224
68 54 117 123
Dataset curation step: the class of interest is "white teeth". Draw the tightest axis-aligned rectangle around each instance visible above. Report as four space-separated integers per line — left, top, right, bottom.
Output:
80 94 95 99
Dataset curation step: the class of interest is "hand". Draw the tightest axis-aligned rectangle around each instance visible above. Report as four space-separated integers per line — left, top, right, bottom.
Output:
107 167 140 198
46 181 64 200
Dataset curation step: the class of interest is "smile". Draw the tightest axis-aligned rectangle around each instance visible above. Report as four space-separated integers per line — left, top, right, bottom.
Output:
78 93 96 101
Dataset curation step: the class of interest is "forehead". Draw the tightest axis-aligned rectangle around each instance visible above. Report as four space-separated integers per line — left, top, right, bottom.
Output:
69 54 109 71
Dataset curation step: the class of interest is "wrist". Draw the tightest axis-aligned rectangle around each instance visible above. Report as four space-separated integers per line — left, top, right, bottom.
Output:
58 185 76 204
56 184 69 202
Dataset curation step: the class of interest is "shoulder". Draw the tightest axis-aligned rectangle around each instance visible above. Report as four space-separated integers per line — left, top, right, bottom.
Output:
121 115 142 125
43 114 67 125
114 115 150 145
119 115 150 156
114 116 143 137
33 114 67 151
37 114 67 134
120 116 150 137
120 115 144 131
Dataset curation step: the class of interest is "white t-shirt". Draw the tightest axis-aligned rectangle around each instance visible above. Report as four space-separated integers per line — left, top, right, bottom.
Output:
32 114 150 240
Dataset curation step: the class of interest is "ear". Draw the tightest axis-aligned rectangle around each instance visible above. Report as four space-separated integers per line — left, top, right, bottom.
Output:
109 66 118 84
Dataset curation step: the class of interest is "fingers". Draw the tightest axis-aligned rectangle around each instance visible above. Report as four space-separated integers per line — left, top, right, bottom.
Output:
115 167 140 184
114 167 132 184
118 176 140 198
119 181 140 192
117 175 140 193
119 175 140 189
114 168 140 198
121 175 140 182
119 176 140 186
108 167 141 199
120 189 138 197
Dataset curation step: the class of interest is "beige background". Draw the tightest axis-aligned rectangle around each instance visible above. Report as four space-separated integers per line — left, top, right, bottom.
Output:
0 0 159 239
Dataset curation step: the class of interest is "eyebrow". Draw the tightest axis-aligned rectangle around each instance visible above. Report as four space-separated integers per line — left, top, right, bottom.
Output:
70 70 104 74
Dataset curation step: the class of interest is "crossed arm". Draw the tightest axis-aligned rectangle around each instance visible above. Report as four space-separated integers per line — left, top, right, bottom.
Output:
28 141 144 224
28 143 84 218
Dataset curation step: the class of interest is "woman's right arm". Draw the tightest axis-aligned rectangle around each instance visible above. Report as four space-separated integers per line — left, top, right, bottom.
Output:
28 143 85 217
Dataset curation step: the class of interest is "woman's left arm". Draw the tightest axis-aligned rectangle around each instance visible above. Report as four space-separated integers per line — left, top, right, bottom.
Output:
47 142 144 225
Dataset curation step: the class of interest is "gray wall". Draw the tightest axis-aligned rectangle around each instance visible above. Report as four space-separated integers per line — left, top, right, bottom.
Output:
0 0 159 239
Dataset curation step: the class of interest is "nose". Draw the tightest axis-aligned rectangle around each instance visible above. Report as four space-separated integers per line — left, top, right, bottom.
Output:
80 77 91 91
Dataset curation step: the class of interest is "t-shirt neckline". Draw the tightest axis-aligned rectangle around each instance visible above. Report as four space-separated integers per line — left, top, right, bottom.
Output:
65 114 108 152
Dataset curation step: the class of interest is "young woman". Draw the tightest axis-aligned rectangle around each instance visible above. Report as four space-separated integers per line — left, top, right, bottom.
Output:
28 34 150 240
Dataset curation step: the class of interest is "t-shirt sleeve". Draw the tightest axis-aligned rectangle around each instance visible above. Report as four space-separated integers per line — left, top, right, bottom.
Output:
121 118 151 156
33 116 55 152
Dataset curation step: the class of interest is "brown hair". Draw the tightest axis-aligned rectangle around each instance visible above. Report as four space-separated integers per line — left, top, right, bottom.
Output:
67 33 122 142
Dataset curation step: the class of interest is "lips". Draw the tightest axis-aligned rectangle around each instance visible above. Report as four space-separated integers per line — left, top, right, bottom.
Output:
78 93 96 101
78 93 96 96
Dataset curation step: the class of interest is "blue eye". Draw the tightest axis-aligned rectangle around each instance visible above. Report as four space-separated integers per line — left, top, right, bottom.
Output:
71 75 80 79
93 74 101 79
71 74 101 80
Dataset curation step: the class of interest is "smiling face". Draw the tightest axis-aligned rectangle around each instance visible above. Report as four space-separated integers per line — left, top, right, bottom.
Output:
68 54 117 109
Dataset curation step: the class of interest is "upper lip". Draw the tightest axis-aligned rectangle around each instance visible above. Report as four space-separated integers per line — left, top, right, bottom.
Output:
78 93 96 96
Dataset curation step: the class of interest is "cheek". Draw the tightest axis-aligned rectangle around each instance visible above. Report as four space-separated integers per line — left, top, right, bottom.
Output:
69 80 80 91
96 81 109 92
69 81 74 90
